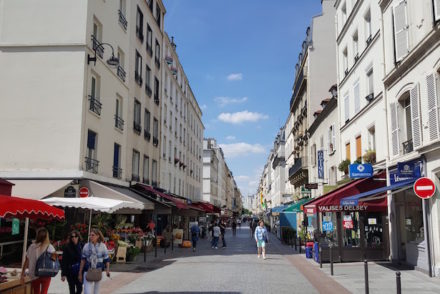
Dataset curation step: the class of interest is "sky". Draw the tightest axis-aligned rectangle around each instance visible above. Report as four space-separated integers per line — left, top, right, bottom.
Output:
163 0 323 197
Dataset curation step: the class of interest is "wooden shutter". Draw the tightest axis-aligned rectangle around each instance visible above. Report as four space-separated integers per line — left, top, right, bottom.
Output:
332 124 336 152
393 1 409 62
410 84 422 149
354 82 360 113
435 0 440 21
346 143 351 161
390 102 400 156
427 73 439 141
356 136 362 159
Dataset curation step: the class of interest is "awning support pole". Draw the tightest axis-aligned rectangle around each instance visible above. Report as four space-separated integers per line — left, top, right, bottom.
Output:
21 217 29 266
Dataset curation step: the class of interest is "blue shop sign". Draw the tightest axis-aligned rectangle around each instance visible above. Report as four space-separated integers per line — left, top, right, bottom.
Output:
349 163 373 178
317 150 324 179
322 221 333 232
390 160 422 185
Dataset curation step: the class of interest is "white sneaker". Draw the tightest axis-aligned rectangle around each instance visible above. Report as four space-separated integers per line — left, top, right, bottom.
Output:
263 256 266 260
215 247 218 249
257 255 261 258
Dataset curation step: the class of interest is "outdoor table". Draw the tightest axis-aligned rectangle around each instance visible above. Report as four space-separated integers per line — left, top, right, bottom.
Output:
0 276 32 294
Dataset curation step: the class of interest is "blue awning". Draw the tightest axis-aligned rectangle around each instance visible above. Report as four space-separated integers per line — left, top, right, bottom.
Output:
340 179 415 206
271 205 288 213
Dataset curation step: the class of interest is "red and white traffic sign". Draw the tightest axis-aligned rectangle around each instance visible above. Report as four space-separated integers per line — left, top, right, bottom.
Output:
79 187 89 198
413 177 436 199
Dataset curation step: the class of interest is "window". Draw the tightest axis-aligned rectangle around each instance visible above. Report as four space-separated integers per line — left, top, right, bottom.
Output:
118 0 127 30
346 142 351 161
163 136 167 158
86 130 99 173
117 48 126 81
328 124 336 154
113 143 121 178
135 51 142 85
168 140 172 162
154 77 160 104
341 2 347 25
352 30 359 61
115 95 124 130
393 1 409 62
343 212 361 247
145 65 152 96
146 24 153 56
133 99 141 134
356 135 362 160
153 118 159 147
311 144 317 166
144 109 151 140
364 9 372 43
136 6 144 42
435 0 440 22
368 126 376 151
155 39 160 67
92 19 103 58
353 81 360 113
399 94 412 153
155 5 161 27
132 150 140 181
143 156 150 184
366 68 374 96
344 93 350 122
89 74 101 115
343 47 348 75
147 0 153 12
152 160 158 186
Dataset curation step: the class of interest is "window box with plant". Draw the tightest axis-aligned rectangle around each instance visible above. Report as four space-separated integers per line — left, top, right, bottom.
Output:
338 159 351 175
363 150 376 164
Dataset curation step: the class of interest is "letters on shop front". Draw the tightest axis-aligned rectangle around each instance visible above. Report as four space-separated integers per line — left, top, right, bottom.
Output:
318 205 368 212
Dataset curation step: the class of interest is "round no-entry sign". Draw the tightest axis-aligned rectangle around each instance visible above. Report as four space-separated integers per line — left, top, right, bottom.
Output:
79 187 89 198
413 177 436 199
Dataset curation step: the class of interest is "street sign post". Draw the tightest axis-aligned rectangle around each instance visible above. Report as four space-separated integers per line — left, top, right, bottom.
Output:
79 187 89 198
413 177 436 199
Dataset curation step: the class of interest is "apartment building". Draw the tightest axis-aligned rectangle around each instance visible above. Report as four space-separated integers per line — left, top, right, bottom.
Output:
287 0 337 200
160 34 203 201
380 0 440 275
202 139 220 206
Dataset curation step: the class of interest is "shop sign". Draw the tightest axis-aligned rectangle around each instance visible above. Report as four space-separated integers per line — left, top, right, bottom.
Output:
390 160 422 185
305 183 318 189
323 221 333 232
305 206 316 214
64 186 76 198
349 163 373 179
343 215 353 229
318 205 368 212
12 218 19 235
368 218 377 225
317 150 324 179
413 177 436 199
397 162 415 177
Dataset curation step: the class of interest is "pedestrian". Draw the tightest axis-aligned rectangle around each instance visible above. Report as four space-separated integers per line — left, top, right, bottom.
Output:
249 220 254 237
78 228 110 294
232 220 237 236
190 222 200 252
61 230 84 294
147 219 156 235
252 219 258 236
208 221 215 247
254 220 269 259
237 218 241 229
20 227 56 294
219 221 227 248
212 222 220 249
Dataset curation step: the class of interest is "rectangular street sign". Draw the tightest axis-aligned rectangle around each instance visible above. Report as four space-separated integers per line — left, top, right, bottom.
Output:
318 150 324 179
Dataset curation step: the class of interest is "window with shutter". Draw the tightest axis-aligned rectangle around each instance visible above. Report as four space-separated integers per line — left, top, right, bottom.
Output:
344 94 350 122
354 82 360 113
426 73 439 141
434 0 440 21
390 102 400 156
410 84 422 149
393 1 409 62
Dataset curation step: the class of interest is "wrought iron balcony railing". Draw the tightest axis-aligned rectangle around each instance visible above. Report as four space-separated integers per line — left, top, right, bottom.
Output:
118 10 128 30
112 166 122 179
88 95 102 116
114 115 124 131
402 139 413 155
117 66 126 82
91 35 104 58
85 157 99 174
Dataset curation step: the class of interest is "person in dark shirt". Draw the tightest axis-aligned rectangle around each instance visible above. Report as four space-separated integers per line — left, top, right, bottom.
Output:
219 221 227 248
61 230 84 294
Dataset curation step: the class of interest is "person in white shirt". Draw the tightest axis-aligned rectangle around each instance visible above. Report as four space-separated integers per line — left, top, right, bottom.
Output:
212 223 221 249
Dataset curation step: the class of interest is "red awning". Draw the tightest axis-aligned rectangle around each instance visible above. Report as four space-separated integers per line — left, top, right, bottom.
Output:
135 184 188 209
304 172 387 214
0 195 65 220
193 202 221 213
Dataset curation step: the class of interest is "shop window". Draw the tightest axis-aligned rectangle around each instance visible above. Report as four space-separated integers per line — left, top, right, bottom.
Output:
319 212 338 246
342 212 360 247
365 212 384 248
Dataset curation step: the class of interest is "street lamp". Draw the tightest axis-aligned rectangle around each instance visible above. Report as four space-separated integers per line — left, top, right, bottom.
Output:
329 84 338 99
87 42 119 67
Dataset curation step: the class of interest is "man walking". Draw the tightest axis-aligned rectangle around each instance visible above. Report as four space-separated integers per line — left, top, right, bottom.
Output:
254 220 268 259
219 220 227 248
212 222 220 249
190 222 200 252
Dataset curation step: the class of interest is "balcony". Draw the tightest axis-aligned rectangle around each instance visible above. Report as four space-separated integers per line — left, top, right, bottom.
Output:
118 10 127 30
155 57 160 68
117 66 126 82
91 35 104 59
145 84 152 97
135 72 142 86
154 96 159 105
112 166 122 179
153 137 159 147
288 156 308 180
88 95 102 116
402 139 413 155
146 45 153 57
85 157 99 174
114 115 124 131
136 27 144 42
133 121 141 134
290 68 306 111
165 56 173 65
144 130 151 141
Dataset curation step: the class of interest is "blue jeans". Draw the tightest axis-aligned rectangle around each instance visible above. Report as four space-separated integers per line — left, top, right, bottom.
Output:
213 237 219 247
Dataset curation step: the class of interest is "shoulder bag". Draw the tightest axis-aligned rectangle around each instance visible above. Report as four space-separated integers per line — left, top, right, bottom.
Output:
35 245 60 277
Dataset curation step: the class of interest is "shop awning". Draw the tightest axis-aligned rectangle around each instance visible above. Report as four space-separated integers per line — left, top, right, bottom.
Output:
271 205 288 213
134 183 188 209
283 198 312 213
304 171 387 214
340 179 415 206
42 197 143 213
0 195 65 220
192 202 221 213
84 180 154 210
9 179 72 200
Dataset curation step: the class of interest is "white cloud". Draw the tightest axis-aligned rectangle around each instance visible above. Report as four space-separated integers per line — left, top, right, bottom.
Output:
218 111 269 124
219 142 265 158
226 135 236 141
200 104 208 110
214 96 248 107
227 73 243 81
235 175 250 182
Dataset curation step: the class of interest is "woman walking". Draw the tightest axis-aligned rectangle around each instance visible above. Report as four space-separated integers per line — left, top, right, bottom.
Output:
20 227 56 294
78 229 110 294
61 230 84 294
254 221 269 259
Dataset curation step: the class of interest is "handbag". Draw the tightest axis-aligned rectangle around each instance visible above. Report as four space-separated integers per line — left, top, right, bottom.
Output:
35 246 60 277
85 268 102 282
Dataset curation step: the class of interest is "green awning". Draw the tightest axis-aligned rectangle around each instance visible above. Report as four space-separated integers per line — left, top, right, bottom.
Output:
283 198 312 213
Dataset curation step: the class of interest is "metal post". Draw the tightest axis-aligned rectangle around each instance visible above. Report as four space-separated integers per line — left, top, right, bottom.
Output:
364 260 369 294
143 238 147 263
330 245 334 276
154 237 157 258
319 245 322 268
299 237 302 254
171 234 174 252
295 236 297 251
396 271 401 294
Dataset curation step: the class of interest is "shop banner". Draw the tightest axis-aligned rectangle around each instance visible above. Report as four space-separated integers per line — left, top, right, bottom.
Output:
390 159 421 185
12 218 19 235
343 215 353 229
317 150 324 179
349 163 373 179
172 229 183 245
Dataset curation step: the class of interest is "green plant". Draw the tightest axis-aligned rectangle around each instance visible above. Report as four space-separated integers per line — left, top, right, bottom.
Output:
363 150 376 164
126 246 141 262
354 157 362 164
92 213 113 235
338 159 351 174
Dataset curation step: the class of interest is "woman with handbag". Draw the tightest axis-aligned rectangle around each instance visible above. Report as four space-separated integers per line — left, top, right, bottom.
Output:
20 227 56 294
61 230 84 294
78 229 110 294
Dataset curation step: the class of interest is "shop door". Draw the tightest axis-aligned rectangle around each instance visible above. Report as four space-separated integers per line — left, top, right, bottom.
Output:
396 204 407 261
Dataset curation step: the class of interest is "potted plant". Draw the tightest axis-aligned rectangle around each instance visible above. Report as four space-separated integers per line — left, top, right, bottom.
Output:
126 246 140 262
338 159 351 175
354 157 362 164
363 150 376 164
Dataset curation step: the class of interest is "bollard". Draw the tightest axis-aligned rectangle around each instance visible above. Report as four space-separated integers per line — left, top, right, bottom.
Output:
171 234 174 252
319 246 322 268
330 245 334 276
143 238 147 263
396 271 401 294
364 260 369 294
154 237 157 258
295 237 297 251
299 237 302 254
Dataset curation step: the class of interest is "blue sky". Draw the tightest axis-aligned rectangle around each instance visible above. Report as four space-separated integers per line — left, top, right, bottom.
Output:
163 0 323 197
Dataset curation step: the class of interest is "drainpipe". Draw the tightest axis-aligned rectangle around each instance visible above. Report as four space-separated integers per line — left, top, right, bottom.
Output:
421 155 433 277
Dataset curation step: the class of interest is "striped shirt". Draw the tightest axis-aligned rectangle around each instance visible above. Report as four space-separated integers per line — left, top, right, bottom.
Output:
81 242 109 271
254 226 268 242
